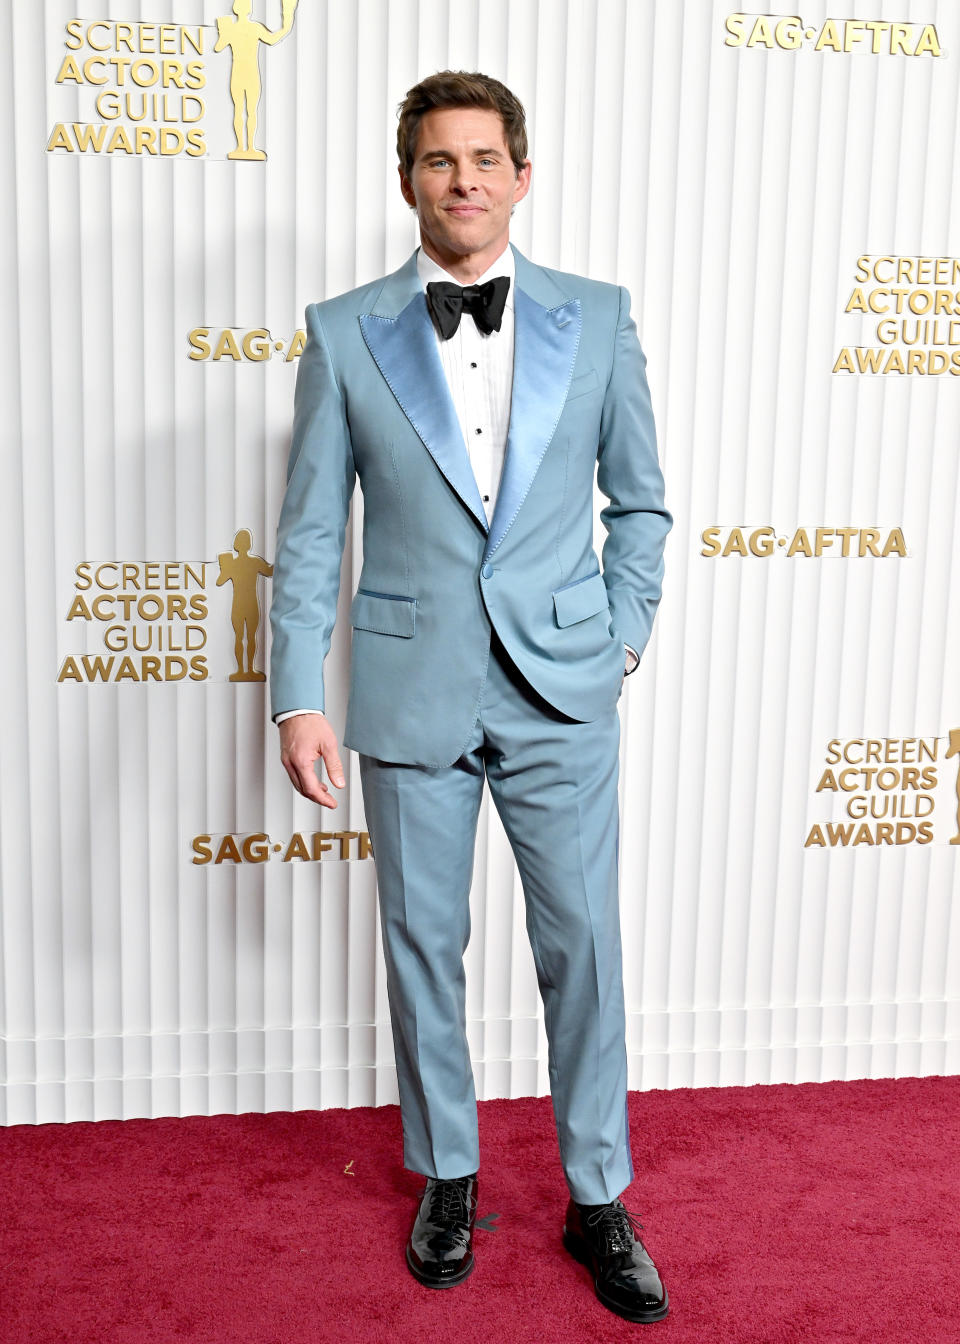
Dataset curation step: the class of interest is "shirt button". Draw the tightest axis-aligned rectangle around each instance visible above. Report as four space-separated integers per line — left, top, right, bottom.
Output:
475 427 482 435
470 362 478 368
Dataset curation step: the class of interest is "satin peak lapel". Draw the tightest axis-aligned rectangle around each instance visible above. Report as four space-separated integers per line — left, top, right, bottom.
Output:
484 257 582 561
359 265 488 532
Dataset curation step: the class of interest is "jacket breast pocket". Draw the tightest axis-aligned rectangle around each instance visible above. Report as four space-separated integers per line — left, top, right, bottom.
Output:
552 570 610 627
350 588 416 637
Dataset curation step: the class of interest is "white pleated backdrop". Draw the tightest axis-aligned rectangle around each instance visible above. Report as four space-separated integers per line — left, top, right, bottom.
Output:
2 0 958 1125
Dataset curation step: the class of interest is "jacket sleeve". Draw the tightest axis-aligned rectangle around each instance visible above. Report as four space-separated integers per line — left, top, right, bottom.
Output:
596 285 672 663
268 302 356 720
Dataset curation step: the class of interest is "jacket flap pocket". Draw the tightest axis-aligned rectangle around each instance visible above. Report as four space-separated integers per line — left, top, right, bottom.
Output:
350 589 416 637
552 571 609 627
566 367 599 401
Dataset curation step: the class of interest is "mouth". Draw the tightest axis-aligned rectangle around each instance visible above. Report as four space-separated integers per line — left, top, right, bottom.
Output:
444 205 485 217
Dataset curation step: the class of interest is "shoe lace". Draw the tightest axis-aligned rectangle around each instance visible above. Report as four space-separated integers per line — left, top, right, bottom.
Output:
427 1177 477 1228
585 1200 644 1255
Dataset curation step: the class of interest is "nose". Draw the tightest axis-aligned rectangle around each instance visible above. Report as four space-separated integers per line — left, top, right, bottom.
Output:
449 161 478 194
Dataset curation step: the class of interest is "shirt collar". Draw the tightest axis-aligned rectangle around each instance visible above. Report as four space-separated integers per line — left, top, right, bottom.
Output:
416 241 515 309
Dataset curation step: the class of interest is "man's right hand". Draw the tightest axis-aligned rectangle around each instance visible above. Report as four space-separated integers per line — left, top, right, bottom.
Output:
278 713 346 810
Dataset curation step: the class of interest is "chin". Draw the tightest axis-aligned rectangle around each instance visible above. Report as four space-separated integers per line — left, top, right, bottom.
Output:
438 233 485 253
447 220 493 238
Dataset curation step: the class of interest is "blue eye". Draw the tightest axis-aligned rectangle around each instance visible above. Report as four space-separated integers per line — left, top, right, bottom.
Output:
428 157 497 167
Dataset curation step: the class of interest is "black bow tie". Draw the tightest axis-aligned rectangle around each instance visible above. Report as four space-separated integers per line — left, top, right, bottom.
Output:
425 275 510 340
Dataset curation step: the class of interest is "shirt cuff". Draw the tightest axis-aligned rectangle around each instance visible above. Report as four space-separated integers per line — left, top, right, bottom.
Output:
624 644 640 675
275 709 325 724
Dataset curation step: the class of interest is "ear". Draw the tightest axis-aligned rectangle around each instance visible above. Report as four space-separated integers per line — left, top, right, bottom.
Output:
398 163 416 210
512 159 532 206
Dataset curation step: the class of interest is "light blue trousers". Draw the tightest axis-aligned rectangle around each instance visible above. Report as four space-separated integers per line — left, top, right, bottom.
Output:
358 628 634 1205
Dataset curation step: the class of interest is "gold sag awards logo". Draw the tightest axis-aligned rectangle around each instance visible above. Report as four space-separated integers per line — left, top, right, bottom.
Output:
56 529 273 684
46 1 298 159
805 734 960 848
187 326 306 362
724 15 941 55
700 526 906 558
190 829 374 866
835 256 960 375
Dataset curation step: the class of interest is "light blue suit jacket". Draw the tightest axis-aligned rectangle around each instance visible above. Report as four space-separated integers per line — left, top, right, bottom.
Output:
269 242 672 768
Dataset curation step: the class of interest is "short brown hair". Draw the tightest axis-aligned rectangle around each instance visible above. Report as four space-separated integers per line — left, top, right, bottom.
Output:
396 70 528 178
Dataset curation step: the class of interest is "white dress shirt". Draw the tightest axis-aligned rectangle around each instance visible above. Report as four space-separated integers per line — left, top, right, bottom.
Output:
416 242 515 527
277 242 637 724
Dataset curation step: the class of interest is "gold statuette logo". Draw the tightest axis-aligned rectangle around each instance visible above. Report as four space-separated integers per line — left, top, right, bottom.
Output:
217 529 273 681
947 729 960 846
214 0 298 160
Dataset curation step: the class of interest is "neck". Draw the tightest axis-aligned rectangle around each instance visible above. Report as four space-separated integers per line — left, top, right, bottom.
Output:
419 234 510 284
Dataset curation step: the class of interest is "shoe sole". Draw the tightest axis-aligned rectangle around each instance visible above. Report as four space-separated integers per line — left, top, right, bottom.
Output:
562 1228 670 1323
405 1242 476 1289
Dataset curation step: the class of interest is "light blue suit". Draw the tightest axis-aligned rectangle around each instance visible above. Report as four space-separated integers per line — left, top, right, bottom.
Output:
269 242 671 1202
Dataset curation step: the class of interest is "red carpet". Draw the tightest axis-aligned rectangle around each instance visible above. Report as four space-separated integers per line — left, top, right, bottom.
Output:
2 1076 957 1343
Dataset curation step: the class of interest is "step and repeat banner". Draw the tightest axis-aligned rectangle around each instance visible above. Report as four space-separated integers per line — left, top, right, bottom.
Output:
2 0 958 1124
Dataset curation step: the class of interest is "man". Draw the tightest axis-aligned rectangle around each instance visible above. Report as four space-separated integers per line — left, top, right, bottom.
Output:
269 71 672 1324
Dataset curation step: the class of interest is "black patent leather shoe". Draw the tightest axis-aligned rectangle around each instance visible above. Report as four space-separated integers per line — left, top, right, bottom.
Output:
563 1196 669 1323
405 1173 478 1288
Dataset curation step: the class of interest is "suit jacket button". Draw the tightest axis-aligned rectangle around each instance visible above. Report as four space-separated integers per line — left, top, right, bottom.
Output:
481 563 494 579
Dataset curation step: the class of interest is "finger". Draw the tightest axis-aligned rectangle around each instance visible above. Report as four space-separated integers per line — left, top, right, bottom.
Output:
282 756 318 801
311 785 338 811
321 744 346 789
294 760 330 805
285 755 335 808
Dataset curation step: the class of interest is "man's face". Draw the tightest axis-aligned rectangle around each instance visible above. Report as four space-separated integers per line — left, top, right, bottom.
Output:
399 106 531 267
